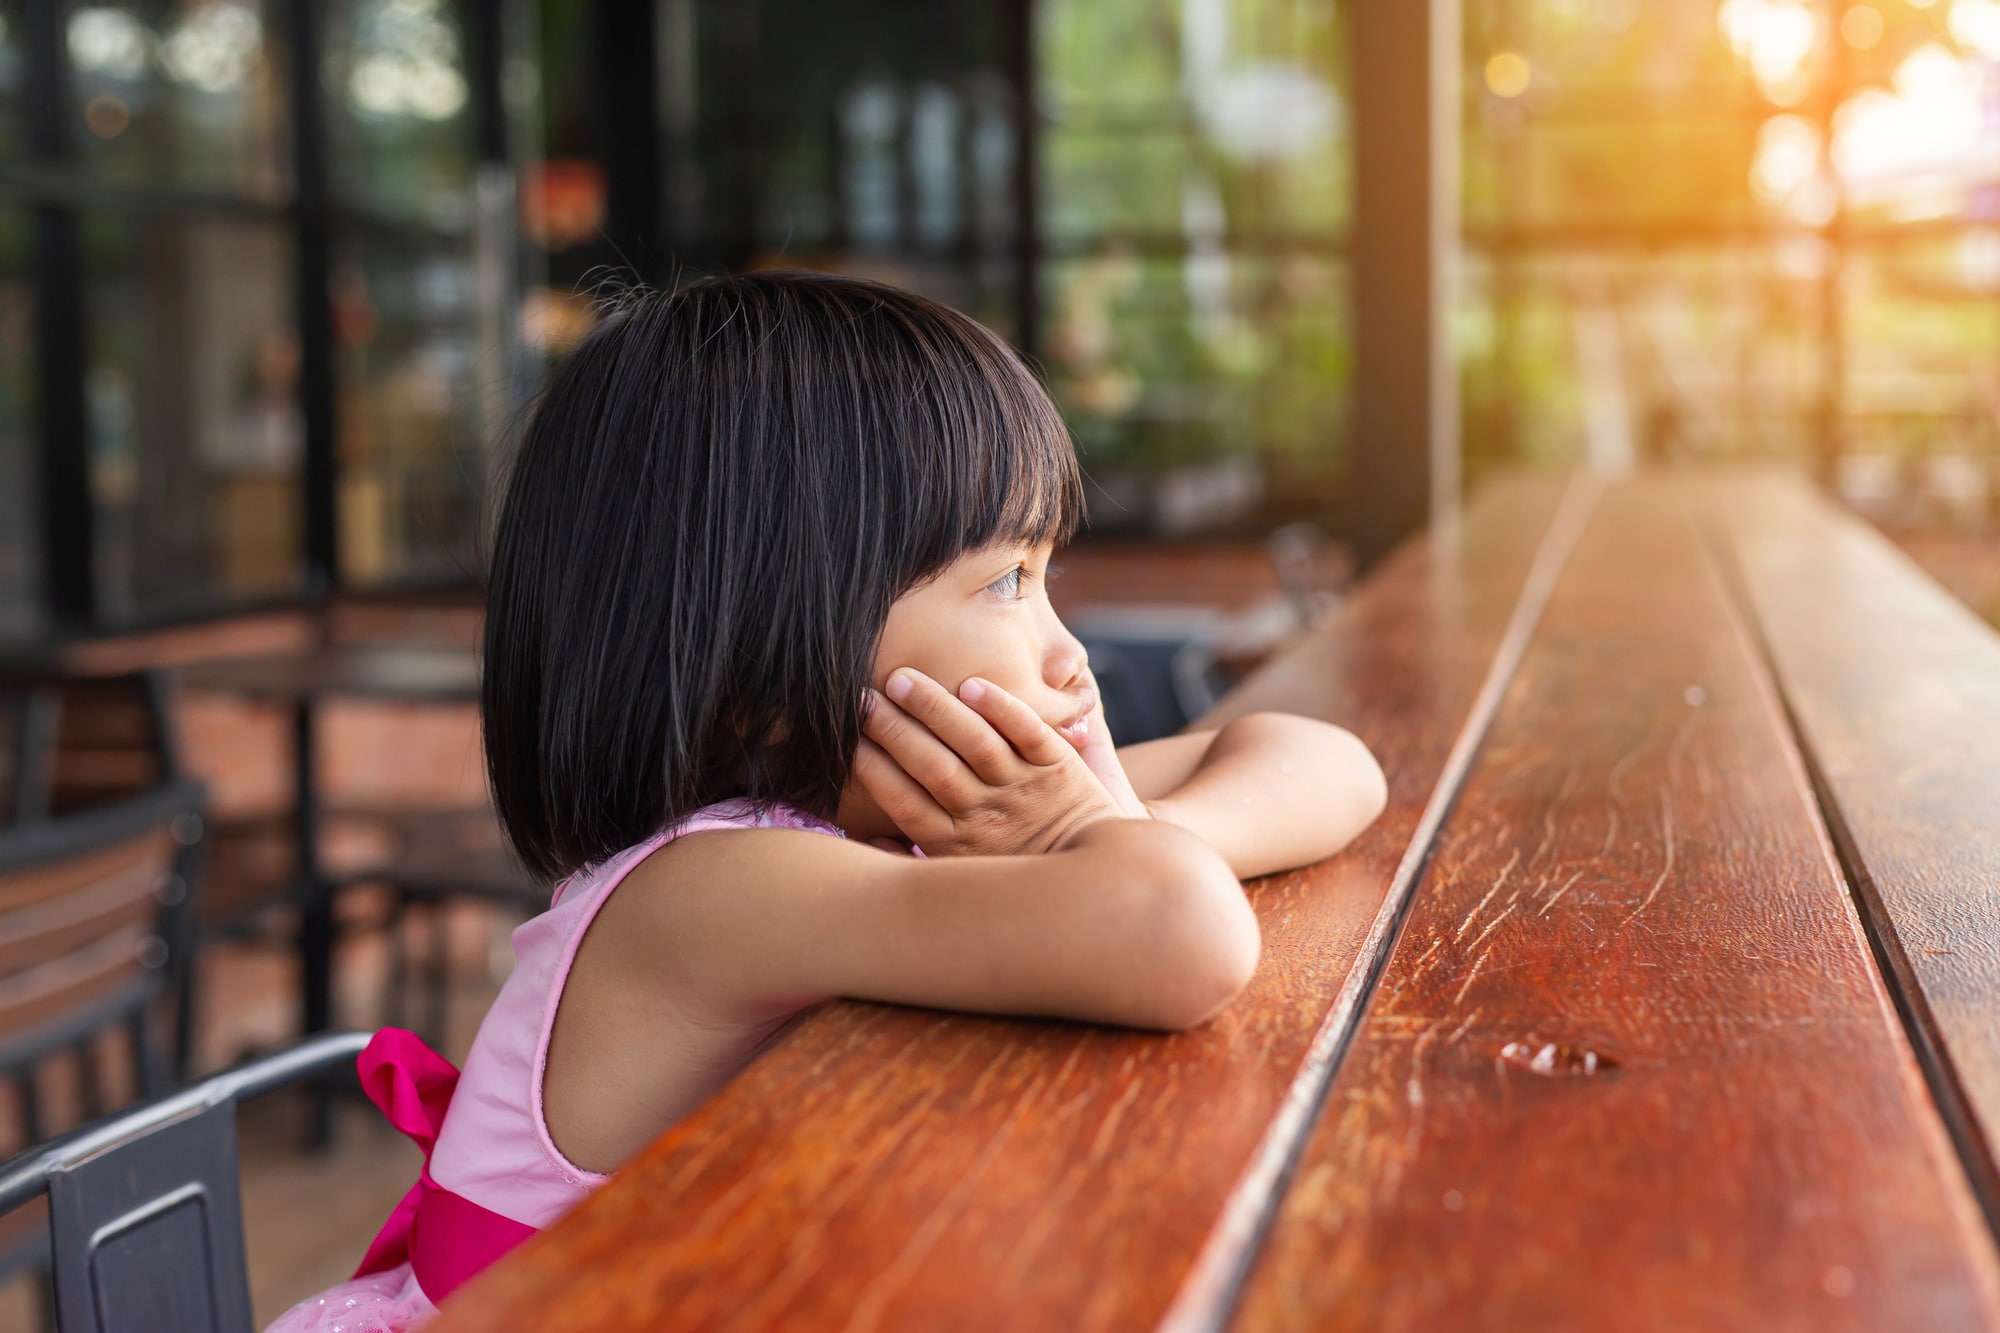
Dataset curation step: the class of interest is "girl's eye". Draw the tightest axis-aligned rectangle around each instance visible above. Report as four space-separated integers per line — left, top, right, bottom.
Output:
987 566 1024 599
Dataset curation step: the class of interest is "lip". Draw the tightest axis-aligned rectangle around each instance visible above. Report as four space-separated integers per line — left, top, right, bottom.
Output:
1057 690 1098 746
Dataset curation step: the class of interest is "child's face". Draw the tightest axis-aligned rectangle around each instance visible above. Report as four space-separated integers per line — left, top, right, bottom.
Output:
836 539 1095 837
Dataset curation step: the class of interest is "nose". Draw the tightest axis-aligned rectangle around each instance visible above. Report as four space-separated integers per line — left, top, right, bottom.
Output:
1043 609 1090 691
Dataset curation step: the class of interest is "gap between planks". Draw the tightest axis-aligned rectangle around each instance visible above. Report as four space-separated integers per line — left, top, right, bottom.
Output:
1690 476 2000 1249
1157 471 1602 1333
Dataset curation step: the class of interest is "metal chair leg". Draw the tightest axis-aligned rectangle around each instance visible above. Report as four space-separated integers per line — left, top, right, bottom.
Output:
72 1039 102 1122
426 902 450 1051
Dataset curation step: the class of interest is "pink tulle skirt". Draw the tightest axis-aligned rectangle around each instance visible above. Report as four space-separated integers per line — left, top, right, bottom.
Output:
262 1262 437 1333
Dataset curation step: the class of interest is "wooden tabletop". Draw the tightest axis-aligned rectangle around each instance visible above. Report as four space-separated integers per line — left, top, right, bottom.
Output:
430 469 2000 1332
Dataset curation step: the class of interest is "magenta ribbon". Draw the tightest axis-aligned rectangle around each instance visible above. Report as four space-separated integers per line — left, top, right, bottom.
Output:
352 1028 539 1304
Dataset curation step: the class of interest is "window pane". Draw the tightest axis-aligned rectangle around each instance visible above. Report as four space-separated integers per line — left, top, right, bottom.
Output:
324 0 475 223
84 212 303 622
1041 0 1349 247
1045 253 1348 532
334 228 485 585
0 0 25 163
67 0 291 201
0 210 35 644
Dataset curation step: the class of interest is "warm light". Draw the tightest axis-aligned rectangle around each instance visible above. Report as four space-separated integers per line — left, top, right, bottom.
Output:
1751 114 1822 203
1750 114 1839 223
83 93 130 137
1841 5 1885 47
1949 0 2000 57
1719 0 1820 103
1485 50 1532 98
1832 43 1993 217
1962 230 2000 290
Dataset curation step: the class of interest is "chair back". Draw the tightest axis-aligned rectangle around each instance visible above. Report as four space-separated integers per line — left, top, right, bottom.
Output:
0 782 205 1074
0 685 60 827
0 1031 370 1333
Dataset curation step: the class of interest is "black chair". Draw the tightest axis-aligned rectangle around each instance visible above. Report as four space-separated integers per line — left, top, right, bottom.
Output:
0 1030 370 1333
0 669 210 1080
0 684 61 828
368 806 547 1051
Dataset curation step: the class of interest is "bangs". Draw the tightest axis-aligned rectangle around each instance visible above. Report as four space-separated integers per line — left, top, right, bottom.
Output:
860 290 1085 589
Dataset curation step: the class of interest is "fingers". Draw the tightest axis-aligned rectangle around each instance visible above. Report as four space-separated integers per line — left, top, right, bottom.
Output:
956 675 1072 767
860 686 977 805
882 669 1017 785
850 737 945 841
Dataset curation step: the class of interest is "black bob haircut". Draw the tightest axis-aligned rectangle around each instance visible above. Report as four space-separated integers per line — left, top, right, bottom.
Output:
484 270 1084 882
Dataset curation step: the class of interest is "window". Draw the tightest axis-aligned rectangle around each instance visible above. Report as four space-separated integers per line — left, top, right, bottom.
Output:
0 207 34 643
2 0 519 637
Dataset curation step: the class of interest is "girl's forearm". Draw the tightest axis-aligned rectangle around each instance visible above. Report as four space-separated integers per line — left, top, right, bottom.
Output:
1144 713 1387 880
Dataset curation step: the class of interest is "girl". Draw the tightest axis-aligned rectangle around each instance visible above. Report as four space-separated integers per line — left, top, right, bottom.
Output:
268 271 1386 1332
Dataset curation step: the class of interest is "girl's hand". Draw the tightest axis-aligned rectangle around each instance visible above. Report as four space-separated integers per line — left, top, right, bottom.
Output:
1067 668 1151 820
855 669 1129 857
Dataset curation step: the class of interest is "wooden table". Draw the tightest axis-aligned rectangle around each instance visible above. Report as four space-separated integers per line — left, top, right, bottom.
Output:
431 470 2000 1331
175 645 479 1141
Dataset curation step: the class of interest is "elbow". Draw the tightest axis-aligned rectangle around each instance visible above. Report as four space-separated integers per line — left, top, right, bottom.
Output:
1134 829 1262 1030
1346 729 1389 836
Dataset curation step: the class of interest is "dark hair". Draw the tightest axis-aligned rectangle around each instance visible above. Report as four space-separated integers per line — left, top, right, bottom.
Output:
483 270 1083 882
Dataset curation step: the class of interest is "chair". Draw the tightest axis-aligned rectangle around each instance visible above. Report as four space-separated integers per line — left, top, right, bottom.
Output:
0 778 208 1327
0 670 209 1083
0 1030 370 1333
0 779 207 1109
371 806 546 1051
0 685 61 828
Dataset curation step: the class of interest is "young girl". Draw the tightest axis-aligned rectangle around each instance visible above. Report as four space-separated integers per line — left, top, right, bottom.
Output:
268 271 1386 1332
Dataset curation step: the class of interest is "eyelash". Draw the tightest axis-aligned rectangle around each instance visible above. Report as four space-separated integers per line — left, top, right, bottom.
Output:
988 565 1030 599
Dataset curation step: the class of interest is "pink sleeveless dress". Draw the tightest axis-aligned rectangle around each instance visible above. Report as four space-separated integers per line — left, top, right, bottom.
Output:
263 798 844 1333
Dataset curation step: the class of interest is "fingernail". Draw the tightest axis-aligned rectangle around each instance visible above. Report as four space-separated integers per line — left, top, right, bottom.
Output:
886 671 913 702
958 677 986 703
860 689 876 716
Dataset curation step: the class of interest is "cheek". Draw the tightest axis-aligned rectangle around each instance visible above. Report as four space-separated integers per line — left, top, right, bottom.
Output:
874 605 1041 697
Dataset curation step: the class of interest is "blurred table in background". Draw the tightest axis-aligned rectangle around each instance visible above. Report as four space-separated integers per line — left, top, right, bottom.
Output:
175 645 482 1140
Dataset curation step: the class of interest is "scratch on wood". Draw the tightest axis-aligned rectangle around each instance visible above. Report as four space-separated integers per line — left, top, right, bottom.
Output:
1538 866 1587 918
1088 1077 1145 1160
1620 787 1678 927
1453 847 1520 943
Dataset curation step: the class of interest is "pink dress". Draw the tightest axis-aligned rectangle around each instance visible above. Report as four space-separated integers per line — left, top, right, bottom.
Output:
263 798 845 1333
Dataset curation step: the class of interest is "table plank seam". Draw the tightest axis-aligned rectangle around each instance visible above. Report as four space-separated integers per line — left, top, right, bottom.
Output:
1158 471 1602 1333
1695 487 2000 1247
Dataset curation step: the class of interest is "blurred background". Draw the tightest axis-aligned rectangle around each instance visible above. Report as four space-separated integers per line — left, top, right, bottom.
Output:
0 0 1998 1325
1 0 1998 641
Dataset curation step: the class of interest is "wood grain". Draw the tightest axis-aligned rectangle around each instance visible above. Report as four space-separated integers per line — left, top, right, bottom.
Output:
1702 470 2000 1221
429 474 1582 1333
1230 475 2000 1332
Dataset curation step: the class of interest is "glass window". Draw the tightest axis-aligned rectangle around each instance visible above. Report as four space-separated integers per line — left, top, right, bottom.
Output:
0 0 25 163
67 0 291 201
1046 253 1348 533
323 0 476 224
1038 0 1350 534
0 210 36 644
83 211 303 622
333 226 486 586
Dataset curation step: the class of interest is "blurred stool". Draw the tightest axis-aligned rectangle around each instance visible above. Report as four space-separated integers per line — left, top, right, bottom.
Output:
367 807 546 1052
